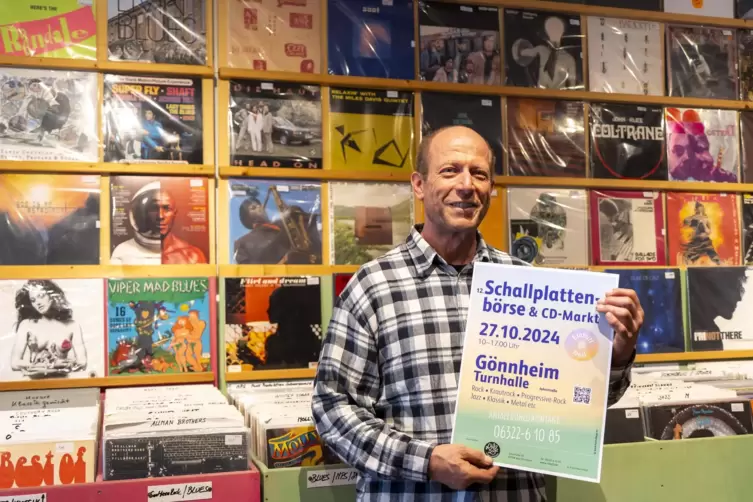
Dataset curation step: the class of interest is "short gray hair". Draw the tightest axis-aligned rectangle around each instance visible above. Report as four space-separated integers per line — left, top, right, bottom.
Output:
415 126 495 177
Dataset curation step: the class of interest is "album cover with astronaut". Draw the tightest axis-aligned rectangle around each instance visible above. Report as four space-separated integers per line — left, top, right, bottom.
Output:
0 173 100 265
224 276 321 372
590 103 666 180
106 277 213 376
666 192 741 267
744 195 753 265
0 278 105 382
103 75 203 164
504 9 584 91
666 25 737 100
0 68 97 162
228 179 322 265
507 187 589 266
418 1 501 85
645 401 753 440
109 176 210 265
229 80 322 169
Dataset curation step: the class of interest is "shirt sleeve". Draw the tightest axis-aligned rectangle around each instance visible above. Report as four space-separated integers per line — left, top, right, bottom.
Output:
607 348 636 406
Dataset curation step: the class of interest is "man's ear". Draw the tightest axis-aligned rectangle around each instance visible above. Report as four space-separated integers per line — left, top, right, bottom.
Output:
411 172 425 201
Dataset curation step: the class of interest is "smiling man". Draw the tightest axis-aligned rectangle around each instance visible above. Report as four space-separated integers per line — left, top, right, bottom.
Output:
312 125 643 501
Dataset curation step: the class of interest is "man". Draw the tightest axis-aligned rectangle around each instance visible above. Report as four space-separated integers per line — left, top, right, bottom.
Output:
680 201 722 265
312 125 643 501
140 109 166 160
261 104 274 153
667 108 737 182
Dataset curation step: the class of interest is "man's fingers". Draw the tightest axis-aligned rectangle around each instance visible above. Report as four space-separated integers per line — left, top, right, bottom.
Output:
461 447 493 468
605 311 630 338
599 295 638 319
466 464 500 485
597 305 637 334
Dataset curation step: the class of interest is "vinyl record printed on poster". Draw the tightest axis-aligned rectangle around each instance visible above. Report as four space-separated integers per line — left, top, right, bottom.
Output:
0 174 100 265
507 98 586 178
224 276 322 372
108 0 207 65
590 103 666 180
742 194 753 264
228 179 323 265
107 278 212 375
420 92 503 176
504 9 584 90
0 278 105 381
418 1 501 86
109 176 210 265
229 80 322 169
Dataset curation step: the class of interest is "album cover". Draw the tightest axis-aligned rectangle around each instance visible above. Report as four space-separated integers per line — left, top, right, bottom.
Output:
418 1 501 85
228 179 322 265
0 0 96 59
0 69 97 161
740 0 753 18
604 268 685 354
104 75 203 164
420 92 503 176
504 9 583 90
328 0 414 79
329 182 413 265
329 87 413 172
0 440 96 487
227 0 321 73
333 273 353 300
107 277 213 375
587 17 662 95
604 406 645 445
590 190 666 266
664 0 734 17
229 80 321 169
224 276 322 372
110 176 209 265
590 103 666 180
506 98 585 177
265 423 326 468
0 174 100 265
744 195 753 265
507 188 589 266
646 401 753 440
740 31 753 101
586 0 659 9
742 113 753 182
108 0 207 64
666 25 737 100
0 279 105 381
666 108 739 183
666 192 740 267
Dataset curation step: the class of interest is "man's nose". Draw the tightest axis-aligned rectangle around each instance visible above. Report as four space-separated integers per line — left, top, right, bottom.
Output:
456 171 473 190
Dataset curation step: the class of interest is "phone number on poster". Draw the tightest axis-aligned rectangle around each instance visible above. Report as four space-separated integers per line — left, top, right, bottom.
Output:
479 324 560 345
493 425 561 444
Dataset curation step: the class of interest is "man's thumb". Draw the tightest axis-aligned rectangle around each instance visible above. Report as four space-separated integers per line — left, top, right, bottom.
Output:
462 447 493 467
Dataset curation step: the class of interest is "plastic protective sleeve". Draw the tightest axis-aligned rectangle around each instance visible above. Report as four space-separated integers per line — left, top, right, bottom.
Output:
739 32 753 101
663 0 734 18
740 112 753 182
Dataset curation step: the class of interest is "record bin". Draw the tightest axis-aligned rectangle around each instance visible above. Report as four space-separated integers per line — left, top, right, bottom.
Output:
252 456 356 502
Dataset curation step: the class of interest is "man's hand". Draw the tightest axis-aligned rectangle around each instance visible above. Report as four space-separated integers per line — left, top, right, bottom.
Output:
428 444 500 490
597 288 644 365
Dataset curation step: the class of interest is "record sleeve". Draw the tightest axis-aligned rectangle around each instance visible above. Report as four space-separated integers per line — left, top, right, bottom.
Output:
0 174 100 265
664 0 734 17
645 401 753 440
506 98 585 177
744 194 753 264
109 176 209 265
740 31 753 101
507 187 589 266
666 192 740 267
328 0 415 79
590 190 666 266
666 107 739 183
104 75 203 164
228 179 323 265
586 0 660 9
227 0 321 73
418 1 501 86
328 87 413 172
590 103 666 180
329 182 413 265
420 92 503 176
229 80 322 169
106 277 213 375
604 268 685 354
224 276 322 372
0 68 97 162
0 279 105 381
108 0 207 65
587 17 662 96
0 0 96 59
741 112 753 182
666 25 737 100
740 1 753 18
504 9 584 90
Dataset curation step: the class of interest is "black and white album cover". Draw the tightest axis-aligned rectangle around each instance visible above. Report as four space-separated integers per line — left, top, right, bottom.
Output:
744 194 753 265
590 103 666 180
740 0 753 18
504 9 584 90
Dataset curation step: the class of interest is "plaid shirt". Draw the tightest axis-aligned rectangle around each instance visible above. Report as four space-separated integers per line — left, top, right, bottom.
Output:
312 225 634 502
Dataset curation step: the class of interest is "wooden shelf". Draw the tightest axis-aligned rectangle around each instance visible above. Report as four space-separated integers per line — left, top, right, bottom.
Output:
220 166 412 182
0 56 98 71
636 351 753 364
0 57 214 77
0 162 215 176
1 372 214 392
219 265 360 276
0 264 218 279
226 368 316 382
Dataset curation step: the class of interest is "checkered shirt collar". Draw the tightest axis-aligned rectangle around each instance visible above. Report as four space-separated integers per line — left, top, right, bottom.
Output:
406 224 493 278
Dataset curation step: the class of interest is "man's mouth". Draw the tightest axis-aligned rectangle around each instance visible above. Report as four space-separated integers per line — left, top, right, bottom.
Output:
448 202 479 209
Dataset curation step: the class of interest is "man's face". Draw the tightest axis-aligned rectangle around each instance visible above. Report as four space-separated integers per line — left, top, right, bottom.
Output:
145 110 154 121
670 132 714 173
156 191 176 237
483 36 495 52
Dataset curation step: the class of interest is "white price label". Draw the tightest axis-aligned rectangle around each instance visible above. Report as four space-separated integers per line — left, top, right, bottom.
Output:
481 99 492 107
225 434 242 446
665 271 675 279
625 409 639 419
307 468 360 488
147 482 213 502
261 82 274 90
0 495 47 502
459 6 473 12
732 403 744 412
227 365 241 373
387 91 398 98
571 19 580 26
56 442 74 454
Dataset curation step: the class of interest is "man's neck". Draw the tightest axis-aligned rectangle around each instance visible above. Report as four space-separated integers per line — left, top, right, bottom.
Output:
420 223 478 266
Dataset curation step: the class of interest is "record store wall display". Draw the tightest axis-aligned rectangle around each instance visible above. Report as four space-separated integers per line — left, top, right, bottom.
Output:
418 1 501 86
229 80 322 169
0 174 100 266
504 9 584 91
228 179 323 265
0 278 105 382
110 176 210 265
103 75 204 164
106 278 214 376
328 0 415 80
328 87 414 172
107 0 207 65
664 0 735 18
743 194 753 265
